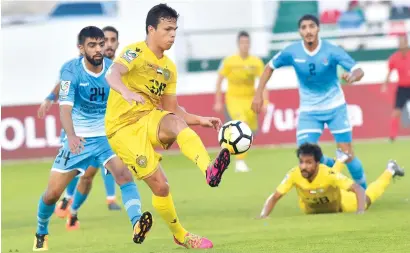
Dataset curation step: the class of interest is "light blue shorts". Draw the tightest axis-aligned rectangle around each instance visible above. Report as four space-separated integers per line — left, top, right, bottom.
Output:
297 104 352 146
51 136 115 176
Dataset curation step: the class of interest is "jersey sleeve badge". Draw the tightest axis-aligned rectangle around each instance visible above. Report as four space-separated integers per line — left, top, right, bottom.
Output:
60 81 71 95
122 49 138 63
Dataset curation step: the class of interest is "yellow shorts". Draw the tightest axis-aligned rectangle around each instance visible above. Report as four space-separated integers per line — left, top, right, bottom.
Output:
108 109 172 180
225 95 257 131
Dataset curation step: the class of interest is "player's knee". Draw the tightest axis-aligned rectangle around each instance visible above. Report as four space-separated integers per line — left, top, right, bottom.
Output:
79 176 93 188
113 166 133 185
153 183 170 197
43 189 62 204
159 114 188 144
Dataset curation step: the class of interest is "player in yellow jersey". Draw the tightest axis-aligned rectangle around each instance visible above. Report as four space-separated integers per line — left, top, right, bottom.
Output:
214 31 266 172
105 4 231 249
258 143 405 218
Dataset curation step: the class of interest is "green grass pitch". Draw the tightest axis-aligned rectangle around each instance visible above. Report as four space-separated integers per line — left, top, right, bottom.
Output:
2 139 410 253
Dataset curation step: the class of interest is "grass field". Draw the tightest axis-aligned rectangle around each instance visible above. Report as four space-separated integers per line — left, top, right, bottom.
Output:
2 139 410 253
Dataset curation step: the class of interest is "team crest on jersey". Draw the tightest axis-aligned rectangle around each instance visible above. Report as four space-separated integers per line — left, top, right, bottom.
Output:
323 57 329 66
60 81 71 95
122 49 138 63
163 68 171 80
136 155 147 168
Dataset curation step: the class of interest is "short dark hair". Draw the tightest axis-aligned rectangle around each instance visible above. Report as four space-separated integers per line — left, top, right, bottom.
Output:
78 26 105 45
146 3 179 34
102 26 119 39
296 143 323 162
237 30 250 41
298 14 319 28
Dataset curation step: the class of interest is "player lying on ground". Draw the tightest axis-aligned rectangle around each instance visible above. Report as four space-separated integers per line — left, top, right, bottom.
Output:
33 26 152 252
105 4 231 249
213 31 266 173
258 143 404 218
37 26 122 214
252 14 368 190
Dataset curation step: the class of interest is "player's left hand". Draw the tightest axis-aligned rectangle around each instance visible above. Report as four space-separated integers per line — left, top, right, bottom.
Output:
199 117 222 131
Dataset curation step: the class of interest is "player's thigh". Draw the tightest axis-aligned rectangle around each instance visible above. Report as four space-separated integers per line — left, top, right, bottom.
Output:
296 111 324 146
143 164 169 197
108 121 162 181
326 105 352 144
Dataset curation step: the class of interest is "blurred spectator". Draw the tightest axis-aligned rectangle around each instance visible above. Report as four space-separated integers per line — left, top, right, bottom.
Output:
364 1 391 30
338 0 365 29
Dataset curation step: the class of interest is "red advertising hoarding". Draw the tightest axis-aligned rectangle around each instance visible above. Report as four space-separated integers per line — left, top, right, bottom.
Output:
1 83 409 160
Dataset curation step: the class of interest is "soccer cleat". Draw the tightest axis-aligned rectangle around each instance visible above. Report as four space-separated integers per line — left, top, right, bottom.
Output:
33 233 48 251
206 148 231 187
66 214 80 231
133 211 153 244
55 197 72 218
174 232 213 249
335 148 352 163
107 201 122 211
387 160 405 178
235 160 250 173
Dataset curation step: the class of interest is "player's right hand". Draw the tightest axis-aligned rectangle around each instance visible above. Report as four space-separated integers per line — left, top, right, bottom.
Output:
67 134 86 155
213 102 223 114
251 94 264 114
122 89 145 105
37 99 53 119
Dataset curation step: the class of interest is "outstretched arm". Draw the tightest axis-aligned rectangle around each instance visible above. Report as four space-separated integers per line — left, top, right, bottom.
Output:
348 183 366 214
252 66 274 114
259 191 283 218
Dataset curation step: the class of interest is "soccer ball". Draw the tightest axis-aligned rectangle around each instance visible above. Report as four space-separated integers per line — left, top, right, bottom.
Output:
218 120 253 155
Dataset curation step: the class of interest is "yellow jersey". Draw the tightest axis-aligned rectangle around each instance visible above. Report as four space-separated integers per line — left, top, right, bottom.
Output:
276 165 354 213
218 54 264 97
105 41 177 136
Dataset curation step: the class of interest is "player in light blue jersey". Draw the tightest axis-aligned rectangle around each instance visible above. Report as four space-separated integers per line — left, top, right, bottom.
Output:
252 15 367 190
33 27 152 251
37 27 122 216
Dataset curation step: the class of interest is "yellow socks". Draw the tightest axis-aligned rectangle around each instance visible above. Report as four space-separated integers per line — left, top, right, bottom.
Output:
365 170 393 204
176 127 211 175
152 193 187 242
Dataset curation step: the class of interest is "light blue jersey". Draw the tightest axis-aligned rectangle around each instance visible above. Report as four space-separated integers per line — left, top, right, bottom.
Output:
52 57 114 175
59 57 112 137
269 39 358 112
269 39 359 144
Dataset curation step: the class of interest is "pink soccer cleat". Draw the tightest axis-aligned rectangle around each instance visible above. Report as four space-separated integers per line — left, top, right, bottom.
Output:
55 197 72 218
174 232 213 249
206 148 231 187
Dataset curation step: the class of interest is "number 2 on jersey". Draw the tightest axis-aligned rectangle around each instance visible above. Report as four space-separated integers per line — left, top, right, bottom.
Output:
90 88 105 101
309 63 316 76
